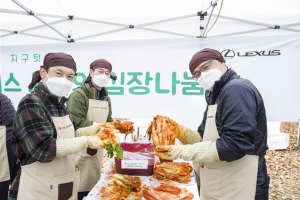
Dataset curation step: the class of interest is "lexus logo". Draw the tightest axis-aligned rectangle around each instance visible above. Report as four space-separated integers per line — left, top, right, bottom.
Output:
221 49 281 58
221 49 235 59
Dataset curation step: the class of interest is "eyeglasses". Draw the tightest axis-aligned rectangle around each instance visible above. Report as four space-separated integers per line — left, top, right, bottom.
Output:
95 68 111 76
192 60 213 79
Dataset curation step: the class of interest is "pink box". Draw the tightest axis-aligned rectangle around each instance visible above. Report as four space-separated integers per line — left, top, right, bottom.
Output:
115 142 155 176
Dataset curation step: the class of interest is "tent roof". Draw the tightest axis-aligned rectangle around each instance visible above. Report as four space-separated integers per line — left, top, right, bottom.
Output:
1 0 300 46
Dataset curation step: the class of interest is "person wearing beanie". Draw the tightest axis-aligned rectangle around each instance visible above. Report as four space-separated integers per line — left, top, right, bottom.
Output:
8 53 104 200
155 48 269 200
66 58 117 200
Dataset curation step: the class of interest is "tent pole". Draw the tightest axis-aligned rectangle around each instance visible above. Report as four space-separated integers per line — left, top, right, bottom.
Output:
11 0 69 40
207 13 300 34
20 33 66 42
76 14 196 28
76 28 128 41
211 28 271 37
199 0 219 38
19 19 67 33
0 19 67 39
136 27 195 38
0 29 12 33
211 13 275 28
199 12 206 38
0 29 17 38
0 32 15 38
211 13 300 32
202 4 217 37
279 27 300 33
202 0 219 14
0 8 65 19
0 29 65 41
211 22 300 37
0 8 29 15
75 17 128 28
136 14 195 27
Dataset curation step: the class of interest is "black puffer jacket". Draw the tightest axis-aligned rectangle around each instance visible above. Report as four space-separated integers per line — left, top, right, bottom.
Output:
0 94 16 141
198 68 269 199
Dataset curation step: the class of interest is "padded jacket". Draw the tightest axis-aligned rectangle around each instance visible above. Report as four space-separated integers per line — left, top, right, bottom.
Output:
0 93 16 141
198 68 269 199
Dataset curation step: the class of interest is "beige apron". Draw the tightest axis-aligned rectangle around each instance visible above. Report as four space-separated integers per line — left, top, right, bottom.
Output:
18 115 80 200
0 125 10 181
198 104 258 200
76 99 109 192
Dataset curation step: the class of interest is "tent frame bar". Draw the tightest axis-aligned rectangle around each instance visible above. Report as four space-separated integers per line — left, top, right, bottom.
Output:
211 22 300 37
197 0 219 37
19 32 66 41
76 28 128 41
0 8 66 19
11 0 70 41
211 13 300 33
1 2 299 43
0 19 67 38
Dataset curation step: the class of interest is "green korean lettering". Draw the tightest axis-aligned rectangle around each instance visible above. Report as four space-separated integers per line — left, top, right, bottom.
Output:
129 86 150 95
10 54 17 62
110 72 125 85
33 54 41 62
171 72 180 95
73 72 86 86
4 73 21 92
107 72 124 95
155 72 169 94
127 72 151 95
127 72 143 85
145 72 154 85
181 72 204 95
106 87 124 95
22 54 29 62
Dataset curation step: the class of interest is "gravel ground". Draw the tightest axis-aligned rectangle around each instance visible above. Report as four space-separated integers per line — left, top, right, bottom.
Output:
267 122 300 200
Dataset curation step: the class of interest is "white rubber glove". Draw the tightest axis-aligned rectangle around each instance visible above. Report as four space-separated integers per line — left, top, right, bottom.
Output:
86 135 104 149
155 141 219 163
56 135 103 158
75 123 99 137
178 125 202 144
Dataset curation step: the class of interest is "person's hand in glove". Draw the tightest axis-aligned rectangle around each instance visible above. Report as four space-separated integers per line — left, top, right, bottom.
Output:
177 125 202 144
155 141 219 162
75 123 100 137
56 135 103 158
164 116 201 145
86 135 104 149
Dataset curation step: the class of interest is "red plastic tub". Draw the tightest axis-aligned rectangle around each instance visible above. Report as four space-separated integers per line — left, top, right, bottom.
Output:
115 142 155 176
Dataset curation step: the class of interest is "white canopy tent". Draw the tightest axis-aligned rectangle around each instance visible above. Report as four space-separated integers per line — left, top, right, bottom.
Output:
1 0 300 46
0 0 300 129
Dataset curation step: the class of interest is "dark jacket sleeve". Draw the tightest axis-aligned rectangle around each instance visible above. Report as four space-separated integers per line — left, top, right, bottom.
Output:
197 105 208 138
216 82 260 162
0 94 16 141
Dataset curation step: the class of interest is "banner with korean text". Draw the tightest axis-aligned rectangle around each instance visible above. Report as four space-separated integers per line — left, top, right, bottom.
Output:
1 36 299 129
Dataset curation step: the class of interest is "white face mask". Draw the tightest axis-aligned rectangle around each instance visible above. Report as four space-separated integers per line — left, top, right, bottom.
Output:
92 74 110 87
197 68 222 91
46 76 73 97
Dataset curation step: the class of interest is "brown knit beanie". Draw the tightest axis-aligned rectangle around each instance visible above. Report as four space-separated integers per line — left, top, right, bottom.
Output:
189 48 225 75
28 52 77 89
85 59 117 83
